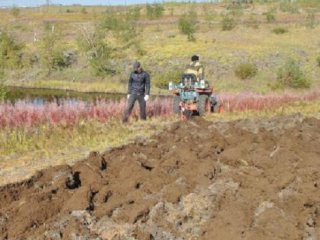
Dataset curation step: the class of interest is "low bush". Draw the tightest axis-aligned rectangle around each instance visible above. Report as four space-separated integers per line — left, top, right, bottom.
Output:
221 15 236 31
316 56 320 67
265 11 276 23
81 7 87 14
0 71 6 101
100 13 137 42
279 2 299 14
272 27 288 34
10 6 20 18
234 63 258 80
146 4 164 20
154 70 182 90
53 50 77 70
276 59 310 89
178 10 197 41
0 30 24 69
246 14 259 29
305 11 316 29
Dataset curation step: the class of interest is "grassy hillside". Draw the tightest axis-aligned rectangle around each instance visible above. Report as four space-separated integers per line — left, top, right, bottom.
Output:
0 0 320 94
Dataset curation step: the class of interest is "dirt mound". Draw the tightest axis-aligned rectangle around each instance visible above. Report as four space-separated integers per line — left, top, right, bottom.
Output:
1 115 320 240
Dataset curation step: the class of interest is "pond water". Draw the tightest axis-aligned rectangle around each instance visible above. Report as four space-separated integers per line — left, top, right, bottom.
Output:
6 86 126 103
6 86 171 105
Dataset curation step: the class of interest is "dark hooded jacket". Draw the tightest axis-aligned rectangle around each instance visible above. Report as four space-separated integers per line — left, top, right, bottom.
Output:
127 70 150 95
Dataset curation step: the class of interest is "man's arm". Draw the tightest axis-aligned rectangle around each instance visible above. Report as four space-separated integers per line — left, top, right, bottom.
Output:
144 72 150 95
199 65 204 80
127 73 133 94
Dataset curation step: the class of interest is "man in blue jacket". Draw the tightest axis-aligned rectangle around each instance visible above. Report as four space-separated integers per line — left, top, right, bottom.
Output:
123 61 150 123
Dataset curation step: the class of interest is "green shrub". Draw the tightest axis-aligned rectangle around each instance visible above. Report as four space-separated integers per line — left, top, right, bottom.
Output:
276 59 310 89
10 6 20 18
39 23 60 75
77 27 113 76
204 8 217 22
178 10 197 41
221 15 236 31
154 70 182 90
169 8 174 17
279 2 299 14
0 30 24 69
128 6 141 21
100 13 137 42
272 27 288 34
316 56 320 67
226 1 252 10
146 4 164 19
81 7 87 14
305 11 316 29
52 50 77 70
234 63 258 80
0 70 6 101
246 14 259 29
79 11 141 76
265 11 276 23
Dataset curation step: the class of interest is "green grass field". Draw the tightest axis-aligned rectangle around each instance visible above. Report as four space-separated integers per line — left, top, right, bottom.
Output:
0 1 320 94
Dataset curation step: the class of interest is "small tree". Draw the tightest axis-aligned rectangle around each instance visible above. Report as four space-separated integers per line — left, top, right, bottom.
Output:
317 56 320 67
279 2 299 14
305 11 316 29
246 14 259 29
154 4 165 18
265 11 276 23
0 30 24 69
178 10 197 41
221 15 236 31
81 7 87 14
100 12 137 43
39 22 60 75
0 69 6 101
276 59 310 89
128 6 141 21
146 4 164 19
77 25 113 76
10 6 20 18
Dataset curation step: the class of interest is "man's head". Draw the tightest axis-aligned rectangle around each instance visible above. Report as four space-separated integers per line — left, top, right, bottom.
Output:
191 55 199 62
133 61 142 73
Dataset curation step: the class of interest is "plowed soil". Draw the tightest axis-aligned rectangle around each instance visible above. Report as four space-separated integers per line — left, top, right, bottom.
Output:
1 115 320 240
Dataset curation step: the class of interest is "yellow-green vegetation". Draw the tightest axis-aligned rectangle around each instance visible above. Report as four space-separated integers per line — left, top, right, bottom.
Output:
0 117 174 185
0 1 320 94
234 62 258 80
1 98 319 185
206 99 320 122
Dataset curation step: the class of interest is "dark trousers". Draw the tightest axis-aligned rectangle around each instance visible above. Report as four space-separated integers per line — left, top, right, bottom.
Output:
123 94 146 122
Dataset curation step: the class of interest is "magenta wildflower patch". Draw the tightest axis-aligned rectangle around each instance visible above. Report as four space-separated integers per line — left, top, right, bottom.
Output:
0 91 319 129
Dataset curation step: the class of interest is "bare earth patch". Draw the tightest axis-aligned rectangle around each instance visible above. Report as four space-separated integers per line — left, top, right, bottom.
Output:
0 115 319 239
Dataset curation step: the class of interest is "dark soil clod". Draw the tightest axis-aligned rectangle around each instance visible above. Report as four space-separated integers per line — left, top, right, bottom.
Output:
65 171 81 189
141 163 153 171
103 191 113 203
100 158 107 171
86 188 98 212
133 209 150 224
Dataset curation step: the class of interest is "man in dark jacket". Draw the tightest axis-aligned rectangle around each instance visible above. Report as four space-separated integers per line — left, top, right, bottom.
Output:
123 61 150 123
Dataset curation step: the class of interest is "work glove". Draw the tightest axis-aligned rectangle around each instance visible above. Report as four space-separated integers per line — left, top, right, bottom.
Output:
144 95 149 102
127 94 130 99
